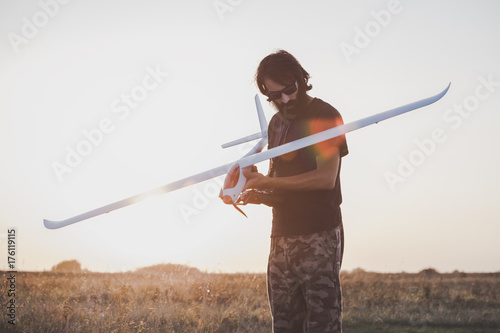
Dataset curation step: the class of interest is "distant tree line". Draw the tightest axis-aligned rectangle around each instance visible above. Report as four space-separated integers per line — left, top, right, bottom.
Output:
51 260 82 272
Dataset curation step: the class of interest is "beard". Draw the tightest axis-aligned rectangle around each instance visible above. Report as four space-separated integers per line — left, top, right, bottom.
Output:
272 90 309 120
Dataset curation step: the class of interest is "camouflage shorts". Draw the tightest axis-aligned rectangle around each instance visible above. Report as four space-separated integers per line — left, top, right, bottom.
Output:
267 226 344 333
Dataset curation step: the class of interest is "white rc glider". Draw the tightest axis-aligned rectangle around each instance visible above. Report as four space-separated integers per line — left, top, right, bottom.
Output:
43 83 450 229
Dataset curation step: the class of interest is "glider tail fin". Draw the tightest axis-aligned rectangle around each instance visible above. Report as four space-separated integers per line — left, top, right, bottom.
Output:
255 94 268 139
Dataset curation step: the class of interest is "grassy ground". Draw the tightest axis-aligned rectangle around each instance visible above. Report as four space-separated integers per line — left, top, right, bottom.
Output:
1 264 499 332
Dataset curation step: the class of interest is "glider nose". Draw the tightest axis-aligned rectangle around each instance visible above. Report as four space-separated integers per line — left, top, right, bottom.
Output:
219 164 241 204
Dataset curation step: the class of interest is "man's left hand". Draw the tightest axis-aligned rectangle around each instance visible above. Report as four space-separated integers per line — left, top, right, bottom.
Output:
243 167 270 191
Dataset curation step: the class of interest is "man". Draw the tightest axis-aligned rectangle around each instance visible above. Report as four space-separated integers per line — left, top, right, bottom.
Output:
243 50 349 332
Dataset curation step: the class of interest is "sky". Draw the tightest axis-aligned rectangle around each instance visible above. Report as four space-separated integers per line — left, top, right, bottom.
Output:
1 0 499 274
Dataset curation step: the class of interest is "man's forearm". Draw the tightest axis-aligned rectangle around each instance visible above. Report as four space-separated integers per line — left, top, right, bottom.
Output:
265 168 336 191
245 153 340 191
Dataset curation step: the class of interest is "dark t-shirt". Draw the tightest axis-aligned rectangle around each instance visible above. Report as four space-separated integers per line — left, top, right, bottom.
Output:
268 98 348 237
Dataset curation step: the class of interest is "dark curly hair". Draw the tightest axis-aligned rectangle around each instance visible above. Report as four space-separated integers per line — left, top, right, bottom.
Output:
255 50 312 99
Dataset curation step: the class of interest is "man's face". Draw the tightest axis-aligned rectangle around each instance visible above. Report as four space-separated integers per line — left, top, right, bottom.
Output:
264 78 300 114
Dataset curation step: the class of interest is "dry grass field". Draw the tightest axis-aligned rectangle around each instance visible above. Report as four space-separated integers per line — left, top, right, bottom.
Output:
1 264 500 332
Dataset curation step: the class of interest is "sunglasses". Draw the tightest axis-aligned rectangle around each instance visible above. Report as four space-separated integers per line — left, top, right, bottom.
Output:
267 81 298 100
